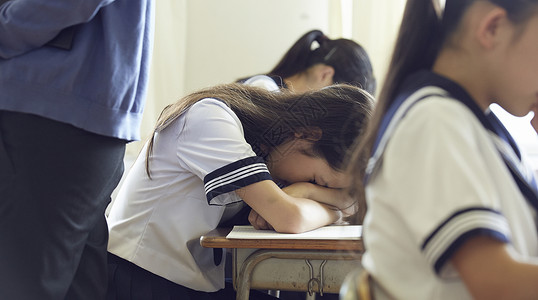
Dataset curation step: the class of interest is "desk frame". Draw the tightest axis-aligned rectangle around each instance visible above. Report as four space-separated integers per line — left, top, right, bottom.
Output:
201 228 363 300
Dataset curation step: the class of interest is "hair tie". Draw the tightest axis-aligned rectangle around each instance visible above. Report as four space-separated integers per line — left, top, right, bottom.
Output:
432 0 446 21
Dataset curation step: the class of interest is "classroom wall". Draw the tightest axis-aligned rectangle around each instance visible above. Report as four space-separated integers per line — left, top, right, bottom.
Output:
183 0 330 93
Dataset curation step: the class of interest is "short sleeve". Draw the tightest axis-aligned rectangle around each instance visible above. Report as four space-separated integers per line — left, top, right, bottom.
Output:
380 97 511 276
177 98 272 205
242 75 280 92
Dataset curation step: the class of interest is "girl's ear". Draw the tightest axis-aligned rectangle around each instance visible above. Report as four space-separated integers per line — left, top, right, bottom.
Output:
475 6 508 50
294 126 323 141
319 64 335 84
308 64 335 88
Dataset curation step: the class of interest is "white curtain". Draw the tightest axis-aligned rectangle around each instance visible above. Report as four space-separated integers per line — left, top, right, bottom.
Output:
351 0 407 97
327 0 353 39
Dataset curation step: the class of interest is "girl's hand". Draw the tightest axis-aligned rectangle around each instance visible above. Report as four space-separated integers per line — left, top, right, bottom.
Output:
248 209 274 230
283 182 359 220
326 199 359 226
236 180 352 233
281 182 312 199
337 199 359 218
282 182 353 207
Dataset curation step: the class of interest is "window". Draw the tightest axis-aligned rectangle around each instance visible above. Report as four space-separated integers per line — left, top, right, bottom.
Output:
491 104 538 171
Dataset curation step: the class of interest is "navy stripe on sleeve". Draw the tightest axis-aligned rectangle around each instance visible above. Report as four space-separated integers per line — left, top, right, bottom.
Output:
421 207 510 275
204 156 272 203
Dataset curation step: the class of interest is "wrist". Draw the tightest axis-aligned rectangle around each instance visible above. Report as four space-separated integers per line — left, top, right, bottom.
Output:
333 209 345 225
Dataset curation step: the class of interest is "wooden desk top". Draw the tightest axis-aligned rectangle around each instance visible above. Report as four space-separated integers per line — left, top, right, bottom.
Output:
200 227 363 251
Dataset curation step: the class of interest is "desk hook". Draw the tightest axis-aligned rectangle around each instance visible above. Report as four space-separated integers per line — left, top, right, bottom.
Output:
307 277 321 296
305 259 327 296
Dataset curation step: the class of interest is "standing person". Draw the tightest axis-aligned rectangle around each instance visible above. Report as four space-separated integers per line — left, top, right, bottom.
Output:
106 83 373 299
349 0 538 299
0 1 154 299
239 29 376 95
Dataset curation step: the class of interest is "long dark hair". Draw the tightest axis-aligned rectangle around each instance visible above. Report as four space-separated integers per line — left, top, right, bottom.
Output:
265 29 376 94
146 83 374 178
348 0 538 222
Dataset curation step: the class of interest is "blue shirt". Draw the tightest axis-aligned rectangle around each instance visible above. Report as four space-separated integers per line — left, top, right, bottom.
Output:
0 0 154 141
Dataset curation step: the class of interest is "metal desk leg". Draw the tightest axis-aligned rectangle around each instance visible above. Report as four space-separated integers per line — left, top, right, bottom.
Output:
235 249 360 300
305 292 316 300
268 290 280 297
236 250 275 300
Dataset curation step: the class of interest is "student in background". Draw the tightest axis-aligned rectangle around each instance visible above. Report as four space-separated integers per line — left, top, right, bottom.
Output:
239 29 376 95
0 1 153 299
349 0 538 299
106 83 373 299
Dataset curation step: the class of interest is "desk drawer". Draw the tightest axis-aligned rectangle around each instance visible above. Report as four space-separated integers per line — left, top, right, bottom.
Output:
233 249 362 294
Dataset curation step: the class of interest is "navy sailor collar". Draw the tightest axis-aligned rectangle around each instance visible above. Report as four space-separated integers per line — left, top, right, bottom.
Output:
366 70 538 211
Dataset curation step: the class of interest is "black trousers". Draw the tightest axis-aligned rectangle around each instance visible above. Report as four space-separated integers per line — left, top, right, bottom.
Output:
0 111 125 300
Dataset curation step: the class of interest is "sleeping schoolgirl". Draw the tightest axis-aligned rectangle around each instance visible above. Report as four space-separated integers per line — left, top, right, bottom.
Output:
239 29 376 95
349 0 538 299
106 83 373 299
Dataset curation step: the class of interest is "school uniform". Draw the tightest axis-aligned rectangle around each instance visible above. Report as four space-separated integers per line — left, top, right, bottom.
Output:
107 98 273 297
362 70 538 299
240 74 286 91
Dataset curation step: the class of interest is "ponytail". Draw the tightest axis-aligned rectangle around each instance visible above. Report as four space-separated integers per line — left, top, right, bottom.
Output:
349 0 538 222
362 0 537 157
358 0 448 160
347 0 446 223
269 30 326 79
269 29 376 94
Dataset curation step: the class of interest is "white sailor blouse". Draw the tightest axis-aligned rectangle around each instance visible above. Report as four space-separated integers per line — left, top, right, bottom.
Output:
361 70 538 300
107 98 272 292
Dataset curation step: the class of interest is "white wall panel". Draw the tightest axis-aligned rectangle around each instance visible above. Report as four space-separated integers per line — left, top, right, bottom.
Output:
184 0 330 93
